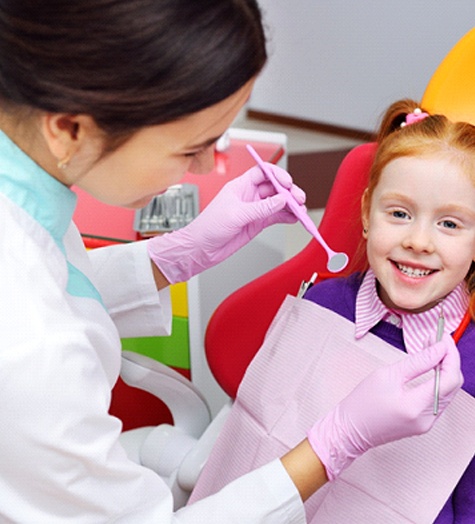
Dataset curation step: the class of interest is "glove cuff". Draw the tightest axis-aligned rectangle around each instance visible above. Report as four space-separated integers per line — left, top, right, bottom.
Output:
147 230 207 285
307 407 359 482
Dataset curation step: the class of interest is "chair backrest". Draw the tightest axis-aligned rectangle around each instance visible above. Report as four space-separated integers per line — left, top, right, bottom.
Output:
421 27 475 125
205 142 377 398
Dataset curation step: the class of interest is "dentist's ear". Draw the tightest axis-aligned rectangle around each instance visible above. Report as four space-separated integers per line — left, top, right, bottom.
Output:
40 113 99 169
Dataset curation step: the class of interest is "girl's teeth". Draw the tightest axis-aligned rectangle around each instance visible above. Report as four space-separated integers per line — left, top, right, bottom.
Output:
396 263 433 278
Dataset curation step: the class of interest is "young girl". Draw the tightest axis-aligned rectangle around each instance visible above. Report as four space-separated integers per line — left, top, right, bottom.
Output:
308 99 475 522
189 99 474 522
0 2 460 521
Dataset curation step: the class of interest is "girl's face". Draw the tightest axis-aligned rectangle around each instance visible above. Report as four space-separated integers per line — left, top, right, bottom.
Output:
69 79 255 208
362 154 475 313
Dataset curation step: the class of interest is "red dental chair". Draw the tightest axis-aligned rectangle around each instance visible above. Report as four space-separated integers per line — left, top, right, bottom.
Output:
205 141 376 399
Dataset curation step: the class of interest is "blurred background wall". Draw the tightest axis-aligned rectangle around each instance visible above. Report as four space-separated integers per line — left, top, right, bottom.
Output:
249 1 475 134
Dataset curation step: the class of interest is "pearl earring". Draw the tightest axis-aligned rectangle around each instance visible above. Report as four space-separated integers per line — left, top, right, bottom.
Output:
57 156 70 170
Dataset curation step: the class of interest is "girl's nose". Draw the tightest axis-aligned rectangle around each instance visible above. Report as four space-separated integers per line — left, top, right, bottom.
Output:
402 223 435 253
188 147 216 175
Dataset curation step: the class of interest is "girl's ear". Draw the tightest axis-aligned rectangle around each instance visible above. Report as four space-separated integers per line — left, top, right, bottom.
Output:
361 188 370 237
40 113 99 165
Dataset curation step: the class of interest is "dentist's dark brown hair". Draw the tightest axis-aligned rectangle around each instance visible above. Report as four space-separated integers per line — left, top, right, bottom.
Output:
0 0 267 147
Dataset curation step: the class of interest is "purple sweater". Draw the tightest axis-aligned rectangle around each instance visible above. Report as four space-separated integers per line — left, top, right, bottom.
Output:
305 273 475 524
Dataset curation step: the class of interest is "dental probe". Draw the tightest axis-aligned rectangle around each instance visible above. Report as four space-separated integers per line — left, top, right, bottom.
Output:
433 306 445 415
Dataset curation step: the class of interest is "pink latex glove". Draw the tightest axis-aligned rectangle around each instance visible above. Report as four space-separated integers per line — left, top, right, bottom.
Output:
148 163 306 284
308 334 463 481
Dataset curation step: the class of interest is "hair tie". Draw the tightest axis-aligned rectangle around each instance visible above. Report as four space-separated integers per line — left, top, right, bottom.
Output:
400 107 429 128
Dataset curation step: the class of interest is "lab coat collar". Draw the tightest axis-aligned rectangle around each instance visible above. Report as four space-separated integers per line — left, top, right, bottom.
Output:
0 130 77 248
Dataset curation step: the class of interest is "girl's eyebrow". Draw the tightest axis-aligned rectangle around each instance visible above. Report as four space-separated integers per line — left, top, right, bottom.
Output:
379 192 412 204
438 204 475 220
380 192 475 219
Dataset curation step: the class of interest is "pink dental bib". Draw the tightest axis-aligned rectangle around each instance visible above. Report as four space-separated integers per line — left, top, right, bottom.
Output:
190 296 475 523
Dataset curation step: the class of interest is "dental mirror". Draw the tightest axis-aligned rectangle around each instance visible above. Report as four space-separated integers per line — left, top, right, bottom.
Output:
246 144 349 273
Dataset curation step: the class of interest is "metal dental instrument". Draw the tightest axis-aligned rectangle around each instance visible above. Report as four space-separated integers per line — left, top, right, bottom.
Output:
433 306 445 415
246 144 349 273
297 272 318 299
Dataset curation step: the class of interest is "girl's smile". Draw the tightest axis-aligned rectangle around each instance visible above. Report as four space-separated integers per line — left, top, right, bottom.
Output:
392 261 438 278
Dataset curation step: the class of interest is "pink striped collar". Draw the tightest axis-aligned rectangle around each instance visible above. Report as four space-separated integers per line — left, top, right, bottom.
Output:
355 269 469 354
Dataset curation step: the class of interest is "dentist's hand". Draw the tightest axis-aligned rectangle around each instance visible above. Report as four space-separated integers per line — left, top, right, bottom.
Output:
148 163 306 284
307 334 463 481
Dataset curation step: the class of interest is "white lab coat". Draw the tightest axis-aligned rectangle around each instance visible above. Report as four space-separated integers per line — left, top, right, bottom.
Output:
0 130 305 523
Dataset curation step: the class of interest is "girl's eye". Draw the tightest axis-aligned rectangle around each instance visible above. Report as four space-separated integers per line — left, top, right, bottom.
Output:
392 210 409 220
441 220 457 229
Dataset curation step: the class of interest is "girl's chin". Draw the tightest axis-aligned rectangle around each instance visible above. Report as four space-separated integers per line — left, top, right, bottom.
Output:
379 287 438 314
385 297 439 314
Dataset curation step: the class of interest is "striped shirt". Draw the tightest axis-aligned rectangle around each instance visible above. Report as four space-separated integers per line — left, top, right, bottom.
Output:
355 268 469 354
